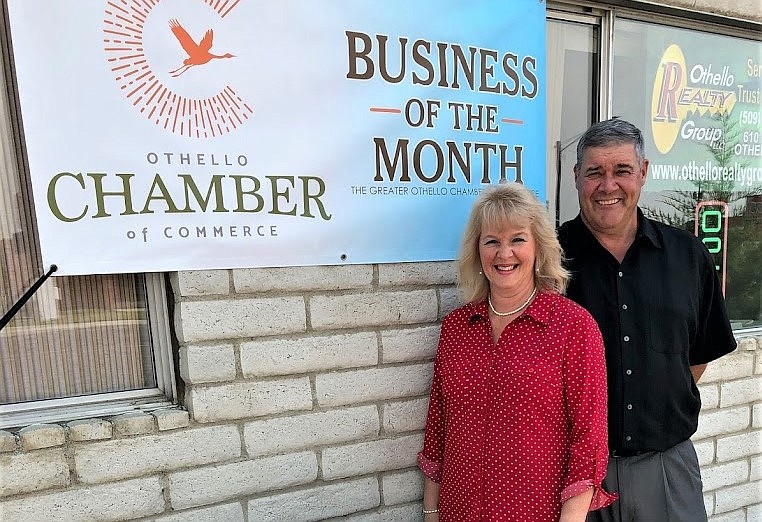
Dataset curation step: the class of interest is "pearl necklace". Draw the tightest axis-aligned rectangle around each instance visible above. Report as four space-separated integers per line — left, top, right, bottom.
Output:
488 287 538 316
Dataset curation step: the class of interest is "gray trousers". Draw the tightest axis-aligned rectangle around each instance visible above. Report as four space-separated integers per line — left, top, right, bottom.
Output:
587 439 707 522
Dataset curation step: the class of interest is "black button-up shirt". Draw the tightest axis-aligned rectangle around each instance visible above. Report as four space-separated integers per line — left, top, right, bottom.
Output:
558 210 736 453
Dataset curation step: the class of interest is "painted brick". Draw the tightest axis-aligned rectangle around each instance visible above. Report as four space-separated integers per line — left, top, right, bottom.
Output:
241 332 378 377
67 419 112 442
0 430 16 452
382 469 424 505
752 455 761 481
310 290 438 330
701 352 755 383
693 439 715 466
704 493 714 517
173 270 229 296
713 480 762 514
694 407 750 440
188 377 312 422
383 397 429 434
0 477 164 521
177 297 306 343
154 409 190 431
0 449 69 496
439 286 463 318
322 433 423 480
74 425 240 484
748 503 762 520
180 343 237 383
247 476 379 521
334 503 422 522
244 406 379 457
112 412 155 436
720 376 762 407
736 336 759 352
316 363 433 407
169 451 318 510
717 431 762 462
708 510 747 522
154 502 245 521
19 423 65 450
234 265 373 292
699 383 719 409
378 261 456 286
381 326 439 363
701 460 749 491
755 403 762 429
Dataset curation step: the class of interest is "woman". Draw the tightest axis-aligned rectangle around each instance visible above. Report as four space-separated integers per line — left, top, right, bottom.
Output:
418 183 615 521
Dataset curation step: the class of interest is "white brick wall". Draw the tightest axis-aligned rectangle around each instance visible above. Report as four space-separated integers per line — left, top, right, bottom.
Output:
696 335 762 521
0 477 165 521
3 261 761 521
243 406 380 457
246 477 380 521
168 451 319 510
0 449 69 496
187 377 313 422
0 263 762 522
73 426 241 483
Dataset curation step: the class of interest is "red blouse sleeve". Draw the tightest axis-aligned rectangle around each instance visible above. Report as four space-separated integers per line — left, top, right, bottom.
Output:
417 324 448 483
561 310 617 510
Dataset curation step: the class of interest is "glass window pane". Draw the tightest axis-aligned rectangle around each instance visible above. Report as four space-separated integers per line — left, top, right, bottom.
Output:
612 18 762 331
0 60 157 406
546 18 598 225
1 238 157 404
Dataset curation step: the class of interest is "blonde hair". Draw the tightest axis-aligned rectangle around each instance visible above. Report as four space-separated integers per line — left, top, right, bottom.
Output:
458 182 569 303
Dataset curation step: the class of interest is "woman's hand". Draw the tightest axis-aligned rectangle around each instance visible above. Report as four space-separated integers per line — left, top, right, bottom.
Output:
422 476 441 521
559 487 594 522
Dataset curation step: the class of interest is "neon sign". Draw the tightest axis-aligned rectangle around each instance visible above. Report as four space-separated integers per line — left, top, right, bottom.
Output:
694 200 729 295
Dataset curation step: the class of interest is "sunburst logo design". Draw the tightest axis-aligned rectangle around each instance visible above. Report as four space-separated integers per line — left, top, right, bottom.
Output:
103 0 253 138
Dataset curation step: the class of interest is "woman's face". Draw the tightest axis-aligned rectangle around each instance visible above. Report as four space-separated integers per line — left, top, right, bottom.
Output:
478 220 537 298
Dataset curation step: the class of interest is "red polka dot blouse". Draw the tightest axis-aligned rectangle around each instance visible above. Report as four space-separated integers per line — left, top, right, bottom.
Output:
418 291 616 521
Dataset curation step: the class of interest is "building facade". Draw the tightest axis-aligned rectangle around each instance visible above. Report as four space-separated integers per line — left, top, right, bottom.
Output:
1 1 760 520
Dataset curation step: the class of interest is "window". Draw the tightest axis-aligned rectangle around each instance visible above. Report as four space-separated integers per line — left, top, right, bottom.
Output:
611 17 761 332
546 4 760 333
546 10 601 224
0 13 176 428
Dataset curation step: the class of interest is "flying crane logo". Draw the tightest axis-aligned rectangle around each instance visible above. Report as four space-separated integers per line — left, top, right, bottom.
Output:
168 19 235 77
103 0 253 138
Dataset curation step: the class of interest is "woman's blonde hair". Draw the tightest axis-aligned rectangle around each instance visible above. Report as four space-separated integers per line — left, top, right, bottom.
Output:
458 182 569 303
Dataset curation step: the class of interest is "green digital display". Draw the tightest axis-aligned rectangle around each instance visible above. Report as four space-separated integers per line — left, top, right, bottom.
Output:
694 201 729 295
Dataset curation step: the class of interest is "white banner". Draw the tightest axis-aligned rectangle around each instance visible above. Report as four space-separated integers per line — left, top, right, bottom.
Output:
8 0 546 275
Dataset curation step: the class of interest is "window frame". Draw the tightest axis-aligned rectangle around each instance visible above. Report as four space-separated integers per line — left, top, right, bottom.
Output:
0 274 177 429
0 2 177 428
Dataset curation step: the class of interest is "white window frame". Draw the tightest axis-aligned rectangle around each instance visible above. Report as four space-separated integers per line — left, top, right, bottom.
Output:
0 274 177 429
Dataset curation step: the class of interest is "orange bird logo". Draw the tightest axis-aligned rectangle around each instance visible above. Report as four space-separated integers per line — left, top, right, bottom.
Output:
168 19 234 77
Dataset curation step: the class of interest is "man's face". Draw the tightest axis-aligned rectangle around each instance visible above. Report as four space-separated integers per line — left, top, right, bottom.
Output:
574 143 648 239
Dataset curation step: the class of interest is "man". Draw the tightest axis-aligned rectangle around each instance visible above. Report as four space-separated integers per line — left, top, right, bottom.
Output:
558 118 736 521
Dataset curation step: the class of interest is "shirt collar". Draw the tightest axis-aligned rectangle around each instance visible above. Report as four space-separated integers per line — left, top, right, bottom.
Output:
635 208 662 249
466 291 553 327
570 207 663 251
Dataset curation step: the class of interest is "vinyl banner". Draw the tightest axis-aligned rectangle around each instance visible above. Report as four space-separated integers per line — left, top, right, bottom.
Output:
8 0 546 275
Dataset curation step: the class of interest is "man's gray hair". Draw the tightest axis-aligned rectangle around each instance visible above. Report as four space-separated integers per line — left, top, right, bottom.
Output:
576 118 645 166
